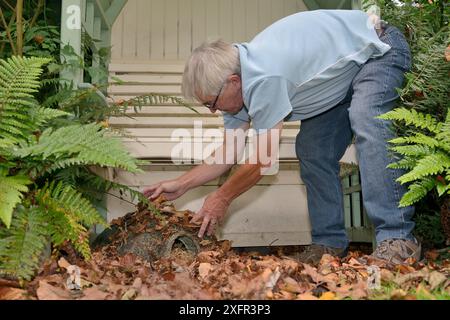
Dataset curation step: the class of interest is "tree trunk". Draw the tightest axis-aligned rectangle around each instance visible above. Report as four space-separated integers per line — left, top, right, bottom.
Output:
16 0 23 56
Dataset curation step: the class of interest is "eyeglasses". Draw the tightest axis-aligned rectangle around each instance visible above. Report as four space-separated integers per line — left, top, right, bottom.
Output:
203 82 225 110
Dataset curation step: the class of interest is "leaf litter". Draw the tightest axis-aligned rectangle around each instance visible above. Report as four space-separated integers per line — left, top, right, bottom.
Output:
1 198 449 300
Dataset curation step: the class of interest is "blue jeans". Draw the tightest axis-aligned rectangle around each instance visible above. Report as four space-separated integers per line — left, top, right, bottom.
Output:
296 25 414 249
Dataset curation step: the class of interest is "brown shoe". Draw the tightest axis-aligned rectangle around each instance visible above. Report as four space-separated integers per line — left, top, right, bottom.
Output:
372 238 421 264
290 244 348 265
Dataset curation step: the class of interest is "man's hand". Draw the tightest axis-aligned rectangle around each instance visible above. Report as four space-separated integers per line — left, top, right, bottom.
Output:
191 191 230 238
143 179 187 201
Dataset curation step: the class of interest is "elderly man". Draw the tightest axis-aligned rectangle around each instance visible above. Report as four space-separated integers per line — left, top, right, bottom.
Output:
144 9 421 265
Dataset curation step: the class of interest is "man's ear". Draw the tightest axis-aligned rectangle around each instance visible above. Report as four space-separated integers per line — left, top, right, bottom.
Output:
229 74 241 89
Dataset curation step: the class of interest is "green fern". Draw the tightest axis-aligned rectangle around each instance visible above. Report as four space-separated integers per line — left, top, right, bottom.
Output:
0 56 51 142
119 93 198 114
399 177 437 207
35 181 105 259
379 108 450 207
0 56 147 281
0 205 49 281
0 175 31 228
14 123 141 172
378 108 442 134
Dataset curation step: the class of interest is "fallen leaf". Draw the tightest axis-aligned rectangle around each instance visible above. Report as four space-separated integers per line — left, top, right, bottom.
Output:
0 287 28 300
57 257 71 270
264 267 281 290
220 240 232 252
425 250 440 261
319 291 336 300
37 281 72 300
416 284 435 300
198 263 213 279
281 277 304 294
80 287 110 300
132 277 143 291
121 288 137 300
390 289 408 300
199 239 212 246
380 269 395 283
297 292 319 300
162 272 175 281
428 271 447 290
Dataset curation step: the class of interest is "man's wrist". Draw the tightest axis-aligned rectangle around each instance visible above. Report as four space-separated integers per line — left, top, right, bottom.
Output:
215 187 233 206
178 176 191 194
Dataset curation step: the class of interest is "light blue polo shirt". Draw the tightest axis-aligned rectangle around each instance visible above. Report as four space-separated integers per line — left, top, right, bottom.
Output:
223 9 391 130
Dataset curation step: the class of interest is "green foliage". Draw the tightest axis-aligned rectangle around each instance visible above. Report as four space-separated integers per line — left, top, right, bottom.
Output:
0 175 31 228
379 109 450 207
0 56 143 281
373 1 449 246
0 56 51 142
0 205 49 281
120 93 198 114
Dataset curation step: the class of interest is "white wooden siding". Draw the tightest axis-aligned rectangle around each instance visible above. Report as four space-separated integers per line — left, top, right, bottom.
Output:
111 0 308 62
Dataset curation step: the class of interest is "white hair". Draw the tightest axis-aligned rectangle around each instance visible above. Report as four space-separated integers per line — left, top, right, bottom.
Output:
182 39 240 102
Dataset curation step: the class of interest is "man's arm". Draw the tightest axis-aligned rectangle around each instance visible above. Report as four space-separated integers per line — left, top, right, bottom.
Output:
144 122 250 200
192 121 283 237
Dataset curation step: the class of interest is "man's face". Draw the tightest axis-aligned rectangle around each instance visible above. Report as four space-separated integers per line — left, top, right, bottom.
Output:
198 74 244 115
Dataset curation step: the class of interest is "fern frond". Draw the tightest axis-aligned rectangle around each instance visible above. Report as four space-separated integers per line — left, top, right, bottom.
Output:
29 107 71 127
397 152 450 184
388 132 439 148
119 93 198 114
14 123 142 173
0 56 52 142
0 175 31 228
436 109 450 144
36 181 105 227
35 181 105 259
378 108 441 134
390 144 432 157
399 177 436 207
387 157 417 170
0 205 49 281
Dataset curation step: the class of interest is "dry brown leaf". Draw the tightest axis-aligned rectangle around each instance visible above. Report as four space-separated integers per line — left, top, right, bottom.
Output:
394 270 427 286
80 287 110 300
263 267 281 290
132 277 143 291
301 263 327 284
0 287 28 300
319 291 336 300
428 271 447 290
380 268 395 283
37 281 72 300
121 288 137 300
277 290 296 300
349 280 368 300
390 288 408 300
220 240 232 252
57 257 71 270
198 263 213 279
425 250 440 261
280 277 304 294
199 239 212 246
297 292 319 300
